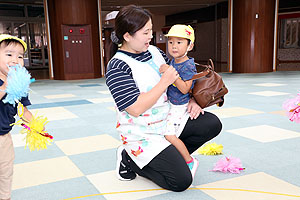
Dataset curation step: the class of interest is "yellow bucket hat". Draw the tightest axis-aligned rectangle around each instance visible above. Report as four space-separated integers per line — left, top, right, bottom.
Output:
165 24 195 43
0 34 27 51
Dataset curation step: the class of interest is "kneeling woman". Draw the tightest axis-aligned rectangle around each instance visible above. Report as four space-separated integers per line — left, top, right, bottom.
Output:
105 5 222 192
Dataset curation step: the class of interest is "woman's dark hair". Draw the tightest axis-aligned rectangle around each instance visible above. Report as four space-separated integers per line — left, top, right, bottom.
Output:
110 5 152 56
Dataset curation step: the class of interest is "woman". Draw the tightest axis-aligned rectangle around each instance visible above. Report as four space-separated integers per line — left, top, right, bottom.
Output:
105 5 222 192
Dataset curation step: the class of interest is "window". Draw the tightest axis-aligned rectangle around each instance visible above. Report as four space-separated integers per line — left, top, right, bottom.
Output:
280 18 300 48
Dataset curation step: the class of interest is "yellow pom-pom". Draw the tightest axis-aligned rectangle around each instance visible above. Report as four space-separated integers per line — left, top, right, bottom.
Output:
14 115 53 151
198 142 223 155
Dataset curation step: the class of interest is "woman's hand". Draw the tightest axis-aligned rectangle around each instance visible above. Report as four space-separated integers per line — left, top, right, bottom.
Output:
159 64 169 74
187 98 204 120
160 65 179 87
126 66 179 117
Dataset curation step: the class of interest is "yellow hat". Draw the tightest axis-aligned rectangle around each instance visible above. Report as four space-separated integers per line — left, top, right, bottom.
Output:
165 24 195 43
0 34 27 51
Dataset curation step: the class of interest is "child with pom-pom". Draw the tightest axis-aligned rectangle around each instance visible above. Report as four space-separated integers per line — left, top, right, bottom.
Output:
0 34 34 200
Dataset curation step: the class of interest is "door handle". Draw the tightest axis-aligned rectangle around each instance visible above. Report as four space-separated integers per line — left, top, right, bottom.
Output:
66 51 69 58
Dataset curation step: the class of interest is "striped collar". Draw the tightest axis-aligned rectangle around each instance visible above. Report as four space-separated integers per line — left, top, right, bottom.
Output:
117 49 152 62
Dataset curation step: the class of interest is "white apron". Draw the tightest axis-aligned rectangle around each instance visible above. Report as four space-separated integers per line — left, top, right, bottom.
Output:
112 45 173 168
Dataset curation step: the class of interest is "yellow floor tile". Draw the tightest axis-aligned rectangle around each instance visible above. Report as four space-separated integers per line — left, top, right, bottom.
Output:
55 134 121 155
197 172 300 200
30 107 78 121
98 90 111 94
44 94 76 99
87 171 170 200
13 156 83 190
86 97 114 104
227 125 300 142
208 107 264 119
270 110 287 116
11 133 26 148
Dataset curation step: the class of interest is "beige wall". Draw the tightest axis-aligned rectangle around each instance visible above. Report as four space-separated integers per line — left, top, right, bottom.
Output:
188 18 228 72
152 15 165 32
152 15 167 44
189 21 216 62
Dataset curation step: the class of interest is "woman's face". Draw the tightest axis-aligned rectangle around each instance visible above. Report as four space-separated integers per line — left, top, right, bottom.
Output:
122 19 153 54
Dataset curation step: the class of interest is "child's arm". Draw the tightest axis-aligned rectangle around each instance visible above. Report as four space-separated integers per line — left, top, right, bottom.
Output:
165 135 192 163
22 106 33 123
173 78 193 94
160 64 193 94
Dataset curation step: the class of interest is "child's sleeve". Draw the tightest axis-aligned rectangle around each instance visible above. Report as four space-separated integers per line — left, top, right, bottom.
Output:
181 62 197 81
20 96 31 107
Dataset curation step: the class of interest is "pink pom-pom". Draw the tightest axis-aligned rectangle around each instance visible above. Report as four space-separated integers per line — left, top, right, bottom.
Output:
289 106 300 123
211 156 244 174
282 92 300 123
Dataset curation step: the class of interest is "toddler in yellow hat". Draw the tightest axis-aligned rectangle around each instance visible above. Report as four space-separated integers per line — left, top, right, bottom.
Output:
159 24 200 178
0 34 33 200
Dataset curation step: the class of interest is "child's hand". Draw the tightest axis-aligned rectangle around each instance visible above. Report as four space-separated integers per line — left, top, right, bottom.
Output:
159 64 170 74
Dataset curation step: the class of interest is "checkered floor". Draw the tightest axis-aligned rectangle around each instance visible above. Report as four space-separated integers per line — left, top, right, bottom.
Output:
11 71 300 200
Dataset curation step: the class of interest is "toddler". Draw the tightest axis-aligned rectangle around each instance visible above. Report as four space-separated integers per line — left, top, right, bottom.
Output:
160 25 203 178
0 34 33 200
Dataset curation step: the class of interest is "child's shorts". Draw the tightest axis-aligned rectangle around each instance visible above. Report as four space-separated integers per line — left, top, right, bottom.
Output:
165 103 189 137
0 132 15 199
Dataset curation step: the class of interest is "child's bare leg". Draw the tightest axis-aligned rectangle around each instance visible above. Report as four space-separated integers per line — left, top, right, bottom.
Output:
165 135 192 162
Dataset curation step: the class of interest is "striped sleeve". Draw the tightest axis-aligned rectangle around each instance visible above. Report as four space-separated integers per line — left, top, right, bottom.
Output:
157 47 171 64
105 58 140 112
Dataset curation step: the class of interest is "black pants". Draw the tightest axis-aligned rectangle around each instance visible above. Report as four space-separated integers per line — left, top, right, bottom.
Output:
127 111 222 192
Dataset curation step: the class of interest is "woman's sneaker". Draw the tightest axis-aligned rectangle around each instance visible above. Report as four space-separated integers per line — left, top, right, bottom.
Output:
116 146 137 181
187 156 199 178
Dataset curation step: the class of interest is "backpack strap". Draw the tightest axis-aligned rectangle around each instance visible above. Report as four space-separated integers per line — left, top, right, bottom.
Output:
189 59 214 81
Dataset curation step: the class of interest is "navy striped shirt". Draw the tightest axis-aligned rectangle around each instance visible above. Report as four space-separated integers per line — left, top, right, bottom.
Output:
106 47 170 111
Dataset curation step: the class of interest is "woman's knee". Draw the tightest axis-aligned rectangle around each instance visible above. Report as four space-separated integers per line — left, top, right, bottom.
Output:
170 173 192 192
214 116 222 136
206 112 222 136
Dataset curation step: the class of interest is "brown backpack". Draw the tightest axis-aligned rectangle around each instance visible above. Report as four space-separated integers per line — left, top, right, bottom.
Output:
189 59 228 108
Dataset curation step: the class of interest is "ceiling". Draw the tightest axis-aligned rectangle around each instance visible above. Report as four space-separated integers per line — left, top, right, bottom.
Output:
1 0 300 16
0 0 43 5
101 0 227 16
0 0 227 33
